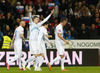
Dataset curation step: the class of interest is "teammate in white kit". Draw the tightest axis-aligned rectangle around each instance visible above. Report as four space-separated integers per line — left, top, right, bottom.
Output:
47 18 69 71
6 20 26 70
37 22 52 70
22 6 54 71
26 22 52 71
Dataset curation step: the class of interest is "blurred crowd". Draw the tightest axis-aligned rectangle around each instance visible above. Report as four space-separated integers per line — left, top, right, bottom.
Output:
0 0 100 40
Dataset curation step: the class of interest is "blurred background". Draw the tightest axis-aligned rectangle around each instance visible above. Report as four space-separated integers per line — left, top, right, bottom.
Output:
0 0 100 41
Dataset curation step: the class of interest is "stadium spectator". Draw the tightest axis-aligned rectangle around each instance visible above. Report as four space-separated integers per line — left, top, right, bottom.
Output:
78 23 89 39
59 11 67 20
70 27 78 39
40 14 44 20
16 2 24 18
67 2 73 16
5 12 14 28
20 13 24 19
0 12 5 30
35 2 43 15
81 11 91 26
4 25 13 38
63 30 71 40
0 0 100 39
97 20 100 38
53 2 59 18
59 0 66 12
2 35 11 49
25 1 36 16
50 23 57 39
89 24 97 39
0 0 7 14
94 18 99 28
12 18 20 32
42 0 49 16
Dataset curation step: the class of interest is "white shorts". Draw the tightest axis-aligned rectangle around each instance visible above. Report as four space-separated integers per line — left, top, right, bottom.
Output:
39 43 46 56
14 43 22 58
29 40 39 54
55 42 65 55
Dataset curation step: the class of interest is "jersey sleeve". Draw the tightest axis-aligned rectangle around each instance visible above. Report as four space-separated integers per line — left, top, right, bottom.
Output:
37 14 51 27
29 12 33 25
20 28 24 34
43 29 48 35
44 36 50 43
56 26 62 33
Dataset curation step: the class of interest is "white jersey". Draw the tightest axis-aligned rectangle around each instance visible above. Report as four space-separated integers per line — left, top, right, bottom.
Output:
55 24 64 45
38 26 48 44
14 26 24 45
29 12 51 42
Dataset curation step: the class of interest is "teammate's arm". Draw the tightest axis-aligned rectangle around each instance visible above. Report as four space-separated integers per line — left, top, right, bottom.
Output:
44 36 52 45
20 34 25 43
37 9 54 26
29 6 33 24
9 35 15 49
58 33 69 44
45 34 52 38
12 35 15 44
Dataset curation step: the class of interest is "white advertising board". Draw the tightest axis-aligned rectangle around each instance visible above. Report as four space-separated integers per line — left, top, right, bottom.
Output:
45 40 100 49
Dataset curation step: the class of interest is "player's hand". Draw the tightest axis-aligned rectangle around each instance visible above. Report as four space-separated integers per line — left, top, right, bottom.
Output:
23 40 25 43
29 6 32 12
49 35 52 38
64 40 69 44
50 9 54 15
50 42 52 46
9 44 13 49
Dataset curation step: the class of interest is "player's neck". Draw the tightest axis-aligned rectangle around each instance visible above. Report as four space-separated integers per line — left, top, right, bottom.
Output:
60 23 63 26
43 26 47 29
20 25 23 27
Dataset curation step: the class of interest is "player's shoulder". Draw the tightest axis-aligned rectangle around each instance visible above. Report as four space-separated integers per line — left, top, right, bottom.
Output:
18 26 24 31
40 26 47 32
40 26 45 30
56 24 61 29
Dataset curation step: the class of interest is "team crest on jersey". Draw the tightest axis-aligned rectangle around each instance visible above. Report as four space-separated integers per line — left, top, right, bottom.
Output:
58 29 61 32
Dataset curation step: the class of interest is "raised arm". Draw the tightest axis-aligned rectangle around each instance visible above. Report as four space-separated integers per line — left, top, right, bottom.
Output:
37 9 54 27
29 6 33 25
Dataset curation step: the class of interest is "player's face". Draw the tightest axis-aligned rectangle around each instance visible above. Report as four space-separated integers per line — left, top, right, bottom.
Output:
45 24 49 29
63 20 68 26
34 18 39 24
22 22 26 27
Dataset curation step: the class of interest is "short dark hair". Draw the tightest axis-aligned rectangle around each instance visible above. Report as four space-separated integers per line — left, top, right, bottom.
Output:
20 19 25 21
33 16 38 20
42 22 49 26
20 19 25 24
60 17 68 22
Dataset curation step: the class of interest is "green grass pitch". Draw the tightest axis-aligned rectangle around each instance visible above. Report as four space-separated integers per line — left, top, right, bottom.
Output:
0 67 100 73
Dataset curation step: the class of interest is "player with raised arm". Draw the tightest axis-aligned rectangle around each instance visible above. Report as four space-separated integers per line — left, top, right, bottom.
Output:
6 20 26 70
22 6 54 71
26 22 52 71
47 18 69 71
